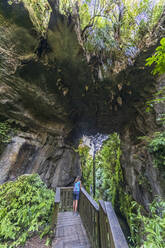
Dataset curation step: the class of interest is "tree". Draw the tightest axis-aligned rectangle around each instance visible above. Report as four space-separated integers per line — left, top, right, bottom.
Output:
9 0 164 73
59 0 165 73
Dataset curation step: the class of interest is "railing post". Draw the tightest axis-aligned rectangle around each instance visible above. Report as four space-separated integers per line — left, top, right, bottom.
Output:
99 200 109 248
51 187 60 230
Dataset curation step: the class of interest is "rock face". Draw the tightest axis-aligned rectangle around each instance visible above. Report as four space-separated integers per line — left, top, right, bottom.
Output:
0 0 82 187
0 132 81 188
121 74 165 210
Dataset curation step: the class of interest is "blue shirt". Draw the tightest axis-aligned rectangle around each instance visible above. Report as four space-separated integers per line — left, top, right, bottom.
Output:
74 181 81 192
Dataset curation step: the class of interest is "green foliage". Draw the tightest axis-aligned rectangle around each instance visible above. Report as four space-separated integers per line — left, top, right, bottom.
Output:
0 174 55 248
146 86 165 117
78 142 93 193
136 197 165 248
0 121 17 155
60 0 164 69
121 197 165 248
120 197 141 246
7 0 164 67
94 133 143 245
79 132 165 247
0 14 10 27
145 38 165 124
138 131 165 173
59 0 73 16
0 121 13 144
95 133 122 205
148 131 165 169
146 38 165 75
9 0 51 35
120 197 165 248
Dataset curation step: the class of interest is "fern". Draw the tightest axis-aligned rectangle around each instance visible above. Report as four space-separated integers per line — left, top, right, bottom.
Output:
0 174 55 248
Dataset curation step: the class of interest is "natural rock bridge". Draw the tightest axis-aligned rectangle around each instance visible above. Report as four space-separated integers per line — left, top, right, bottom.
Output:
51 187 129 248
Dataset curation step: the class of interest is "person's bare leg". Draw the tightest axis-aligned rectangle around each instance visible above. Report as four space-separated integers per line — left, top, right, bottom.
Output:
75 200 78 212
73 200 76 212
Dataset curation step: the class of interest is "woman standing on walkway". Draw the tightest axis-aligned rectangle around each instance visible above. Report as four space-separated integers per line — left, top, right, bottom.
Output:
73 176 81 214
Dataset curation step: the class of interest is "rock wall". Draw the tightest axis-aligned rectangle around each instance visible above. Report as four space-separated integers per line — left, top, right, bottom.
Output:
0 1 82 187
120 74 165 210
0 131 81 188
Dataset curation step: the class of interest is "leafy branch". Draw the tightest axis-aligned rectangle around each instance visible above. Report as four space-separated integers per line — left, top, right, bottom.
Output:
146 37 165 75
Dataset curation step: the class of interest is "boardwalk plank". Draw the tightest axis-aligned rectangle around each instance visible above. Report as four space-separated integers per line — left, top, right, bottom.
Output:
52 212 91 248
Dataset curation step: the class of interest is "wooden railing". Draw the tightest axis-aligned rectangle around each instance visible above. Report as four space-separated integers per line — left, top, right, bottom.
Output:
51 187 60 230
79 187 100 248
53 186 129 248
99 200 129 248
60 186 73 211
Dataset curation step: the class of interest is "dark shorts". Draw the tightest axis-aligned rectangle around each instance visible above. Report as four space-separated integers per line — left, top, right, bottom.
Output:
73 191 80 200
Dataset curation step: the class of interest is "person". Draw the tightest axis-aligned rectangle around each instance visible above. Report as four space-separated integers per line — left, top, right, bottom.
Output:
73 176 81 215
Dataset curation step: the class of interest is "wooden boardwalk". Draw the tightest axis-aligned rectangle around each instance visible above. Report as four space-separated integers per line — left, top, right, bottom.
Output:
52 211 91 248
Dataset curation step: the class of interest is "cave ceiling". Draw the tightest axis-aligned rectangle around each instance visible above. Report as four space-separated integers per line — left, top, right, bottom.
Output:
0 0 165 137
